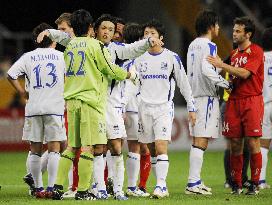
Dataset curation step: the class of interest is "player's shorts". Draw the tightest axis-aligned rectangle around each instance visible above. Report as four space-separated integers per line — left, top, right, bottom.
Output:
106 104 127 140
262 102 272 139
66 99 107 147
189 96 220 138
223 95 264 138
138 101 174 144
22 115 66 143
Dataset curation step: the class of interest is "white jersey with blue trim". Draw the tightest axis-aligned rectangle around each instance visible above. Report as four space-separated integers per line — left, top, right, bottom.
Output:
187 37 229 98
106 40 149 106
263 51 272 104
134 48 195 112
7 48 65 116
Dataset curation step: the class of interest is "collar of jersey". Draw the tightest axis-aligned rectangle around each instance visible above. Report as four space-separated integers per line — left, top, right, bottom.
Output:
148 48 165 56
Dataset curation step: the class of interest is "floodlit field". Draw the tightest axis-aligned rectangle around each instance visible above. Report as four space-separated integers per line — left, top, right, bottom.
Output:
0 151 271 205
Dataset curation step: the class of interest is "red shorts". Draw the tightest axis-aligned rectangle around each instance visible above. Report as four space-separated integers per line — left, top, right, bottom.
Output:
222 95 264 138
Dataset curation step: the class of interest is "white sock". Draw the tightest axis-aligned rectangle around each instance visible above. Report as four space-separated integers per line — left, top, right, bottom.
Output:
26 151 31 173
126 152 140 188
260 147 269 181
188 146 204 184
41 150 49 174
47 152 60 188
151 157 157 178
107 150 113 179
112 154 125 193
68 165 74 190
156 154 169 187
94 154 106 190
29 153 43 188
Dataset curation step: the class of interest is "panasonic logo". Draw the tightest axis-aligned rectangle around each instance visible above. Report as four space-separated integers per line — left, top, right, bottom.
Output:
141 74 168 79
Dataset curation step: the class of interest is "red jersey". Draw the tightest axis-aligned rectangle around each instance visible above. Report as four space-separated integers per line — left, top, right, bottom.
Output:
229 43 264 99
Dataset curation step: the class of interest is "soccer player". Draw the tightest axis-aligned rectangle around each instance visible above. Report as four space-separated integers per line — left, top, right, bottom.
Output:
259 27 272 189
133 19 196 198
185 10 231 195
55 13 74 37
207 17 264 195
7 23 66 198
112 17 125 43
50 9 139 200
119 22 150 197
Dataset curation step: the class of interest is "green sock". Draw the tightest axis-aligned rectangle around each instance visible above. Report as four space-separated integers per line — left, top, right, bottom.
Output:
55 149 75 187
77 152 94 191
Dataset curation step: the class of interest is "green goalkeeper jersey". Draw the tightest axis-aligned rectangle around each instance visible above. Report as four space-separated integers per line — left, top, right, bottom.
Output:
63 37 127 113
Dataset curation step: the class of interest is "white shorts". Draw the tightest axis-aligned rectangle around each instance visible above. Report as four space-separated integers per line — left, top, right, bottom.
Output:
106 105 127 139
189 96 220 138
138 101 174 144
22 115 66 143
262 102 272 139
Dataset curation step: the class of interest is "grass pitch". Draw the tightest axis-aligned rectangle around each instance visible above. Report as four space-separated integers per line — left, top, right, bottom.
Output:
0 151 271 205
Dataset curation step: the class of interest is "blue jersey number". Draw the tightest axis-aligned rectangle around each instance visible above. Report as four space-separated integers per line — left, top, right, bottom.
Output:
33 63 58 89
66 50 86 77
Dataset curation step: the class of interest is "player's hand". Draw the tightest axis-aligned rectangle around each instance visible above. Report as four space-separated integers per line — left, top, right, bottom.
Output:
207 55 223 68
36 30 50 43
226 82 233 94
148 37 164 47
188 111 196 127
128 65 140 85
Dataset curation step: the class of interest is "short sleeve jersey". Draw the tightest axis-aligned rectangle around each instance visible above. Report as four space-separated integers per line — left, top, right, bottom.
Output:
7 48 65 116
229 43 264 99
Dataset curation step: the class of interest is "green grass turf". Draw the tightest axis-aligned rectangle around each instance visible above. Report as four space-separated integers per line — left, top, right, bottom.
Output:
0 151 271 205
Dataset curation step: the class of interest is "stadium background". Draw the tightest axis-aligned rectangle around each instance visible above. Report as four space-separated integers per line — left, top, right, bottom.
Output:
0 0 271 151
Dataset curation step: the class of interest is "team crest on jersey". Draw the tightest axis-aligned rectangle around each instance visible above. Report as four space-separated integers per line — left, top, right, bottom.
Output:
161 62 168 70
139 62 148 72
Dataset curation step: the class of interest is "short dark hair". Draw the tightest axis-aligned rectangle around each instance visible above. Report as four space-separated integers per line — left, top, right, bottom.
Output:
143 19 165 37
233 16 255 39
32 23 53 48
55 13 72 26
70 9 93 37
114 17 126 26
123 23 143 44
262 27 272 51
195 10 219 36
94 14 116 33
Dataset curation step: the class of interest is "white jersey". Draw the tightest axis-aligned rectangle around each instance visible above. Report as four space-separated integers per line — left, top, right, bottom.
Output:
134 48 195 112
187 37 229 98
7 48 65 116
263 51 272 104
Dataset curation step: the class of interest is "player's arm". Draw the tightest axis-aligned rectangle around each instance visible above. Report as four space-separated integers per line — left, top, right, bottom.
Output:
113 37 163 60
37 29 71 47
207 55 251 79
173 55 196 126
96 42 137 81
7 56 28 99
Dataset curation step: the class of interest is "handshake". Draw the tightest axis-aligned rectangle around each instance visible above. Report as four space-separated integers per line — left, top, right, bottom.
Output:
128 65 140 85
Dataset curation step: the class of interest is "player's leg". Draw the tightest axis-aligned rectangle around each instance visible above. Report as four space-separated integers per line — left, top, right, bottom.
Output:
52 100 80 200
259 102 272 189
259 139 271 189
92 144 108 199
23 116 45 198
138 143 151 193
185 97 218 195
223 141 232 188
109 138 127 200
243 96 263 195
222 98 243 194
